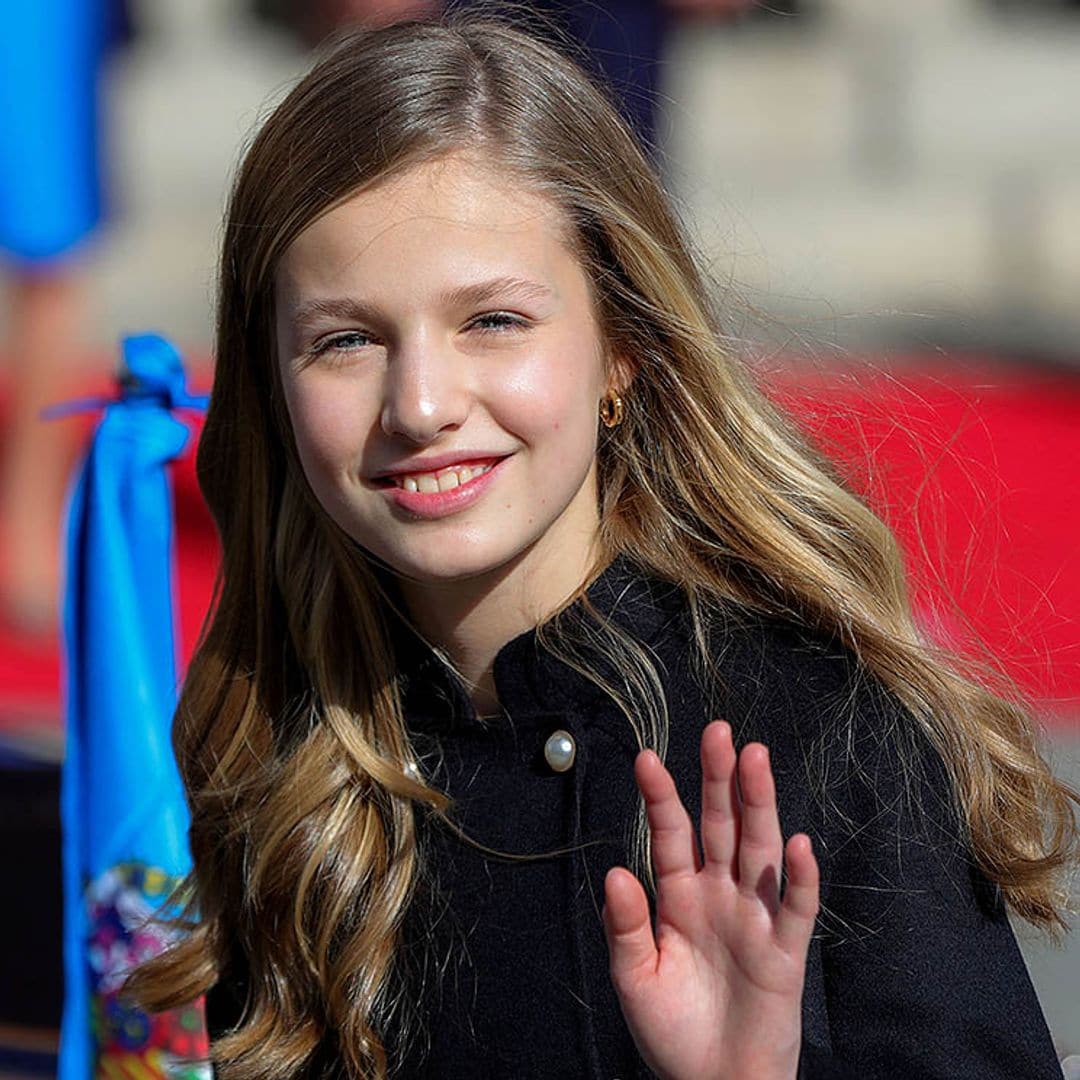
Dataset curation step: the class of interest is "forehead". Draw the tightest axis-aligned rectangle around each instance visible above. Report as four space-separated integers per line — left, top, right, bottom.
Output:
275 155 581 300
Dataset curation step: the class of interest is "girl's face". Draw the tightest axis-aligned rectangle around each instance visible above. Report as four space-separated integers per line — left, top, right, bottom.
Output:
274 154 624 594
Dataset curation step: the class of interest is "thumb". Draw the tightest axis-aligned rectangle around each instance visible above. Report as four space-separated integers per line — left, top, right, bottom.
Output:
603 867 658 986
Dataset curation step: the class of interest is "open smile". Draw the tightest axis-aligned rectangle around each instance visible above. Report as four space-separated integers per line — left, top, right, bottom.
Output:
375 455 511 519
376 457 502 492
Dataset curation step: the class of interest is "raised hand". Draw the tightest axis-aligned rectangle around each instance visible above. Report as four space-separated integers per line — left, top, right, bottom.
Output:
602 720 819 1080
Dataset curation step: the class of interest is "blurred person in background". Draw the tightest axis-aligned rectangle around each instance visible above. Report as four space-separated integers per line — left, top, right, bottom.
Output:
0 0 130 635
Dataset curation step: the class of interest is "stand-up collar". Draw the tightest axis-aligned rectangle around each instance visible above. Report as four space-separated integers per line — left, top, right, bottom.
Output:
391 554 688 734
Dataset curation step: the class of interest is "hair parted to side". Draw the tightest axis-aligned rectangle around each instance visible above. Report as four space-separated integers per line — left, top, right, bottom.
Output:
125 9 1079 1079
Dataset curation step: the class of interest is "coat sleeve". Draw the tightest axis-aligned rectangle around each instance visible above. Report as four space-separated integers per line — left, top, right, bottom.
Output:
804 676 1063 1080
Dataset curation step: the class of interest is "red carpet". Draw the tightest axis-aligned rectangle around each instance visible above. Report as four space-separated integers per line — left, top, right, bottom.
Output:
0 354 1076 758
774 360 1080 729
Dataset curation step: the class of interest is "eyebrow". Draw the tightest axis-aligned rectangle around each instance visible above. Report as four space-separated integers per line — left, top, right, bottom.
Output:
287 275 556 332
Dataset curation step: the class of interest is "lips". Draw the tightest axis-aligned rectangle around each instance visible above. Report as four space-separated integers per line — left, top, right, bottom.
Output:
376 452 510 518
395 460 497 491
372 455 508 487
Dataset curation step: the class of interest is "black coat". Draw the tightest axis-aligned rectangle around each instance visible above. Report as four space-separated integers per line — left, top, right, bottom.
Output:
208 555 1063 1079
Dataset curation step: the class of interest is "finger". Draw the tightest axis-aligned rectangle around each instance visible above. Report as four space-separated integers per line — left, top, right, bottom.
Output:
602 866 658 987
776 833 820 954
635 748 701 879
735 744 784 909
700 720 739 878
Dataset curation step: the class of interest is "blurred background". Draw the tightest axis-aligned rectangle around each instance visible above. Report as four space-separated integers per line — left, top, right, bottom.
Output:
0 0 1077 1075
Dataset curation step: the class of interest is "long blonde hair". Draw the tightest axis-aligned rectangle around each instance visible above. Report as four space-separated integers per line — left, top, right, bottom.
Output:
127 12 1079 1079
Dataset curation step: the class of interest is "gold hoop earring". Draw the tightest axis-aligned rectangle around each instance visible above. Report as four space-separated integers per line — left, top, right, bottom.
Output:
599 391 624 429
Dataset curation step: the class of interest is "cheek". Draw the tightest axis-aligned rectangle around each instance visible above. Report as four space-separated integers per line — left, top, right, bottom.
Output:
499 349 603 451
285 378 370 477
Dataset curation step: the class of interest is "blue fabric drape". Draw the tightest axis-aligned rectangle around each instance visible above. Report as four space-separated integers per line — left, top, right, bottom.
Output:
58 334 207 1079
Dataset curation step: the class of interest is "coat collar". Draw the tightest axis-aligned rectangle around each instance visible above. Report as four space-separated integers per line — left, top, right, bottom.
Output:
390 554 689 733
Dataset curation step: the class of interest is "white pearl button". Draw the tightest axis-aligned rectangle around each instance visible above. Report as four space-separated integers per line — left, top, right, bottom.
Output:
543 729 576 773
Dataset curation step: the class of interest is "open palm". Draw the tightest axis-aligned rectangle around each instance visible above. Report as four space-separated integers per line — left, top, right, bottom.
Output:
602 721 819 1080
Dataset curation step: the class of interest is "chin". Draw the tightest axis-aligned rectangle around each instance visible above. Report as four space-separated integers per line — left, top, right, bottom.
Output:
365 539 525 589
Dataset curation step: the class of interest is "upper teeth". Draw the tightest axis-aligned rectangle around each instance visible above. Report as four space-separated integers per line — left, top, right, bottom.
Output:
396 462 495 492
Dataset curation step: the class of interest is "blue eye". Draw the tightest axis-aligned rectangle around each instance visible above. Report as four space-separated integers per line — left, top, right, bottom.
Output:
310 330 373 356
470 312 528 333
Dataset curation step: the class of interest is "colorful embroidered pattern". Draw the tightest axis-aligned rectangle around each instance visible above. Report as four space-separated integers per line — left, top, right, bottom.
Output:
86 863 211 1079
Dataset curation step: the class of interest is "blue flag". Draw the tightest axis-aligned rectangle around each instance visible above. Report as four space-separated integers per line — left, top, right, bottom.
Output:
58 334 211 1079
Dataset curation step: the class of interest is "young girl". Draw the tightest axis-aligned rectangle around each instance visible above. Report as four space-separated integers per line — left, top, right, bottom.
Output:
128 12 1078 1079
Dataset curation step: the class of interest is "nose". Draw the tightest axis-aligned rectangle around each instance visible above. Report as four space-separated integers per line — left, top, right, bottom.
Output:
379 337 470 444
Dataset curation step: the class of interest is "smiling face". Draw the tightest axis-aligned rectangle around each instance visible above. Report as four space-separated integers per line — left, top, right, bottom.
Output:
274 154 625 609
